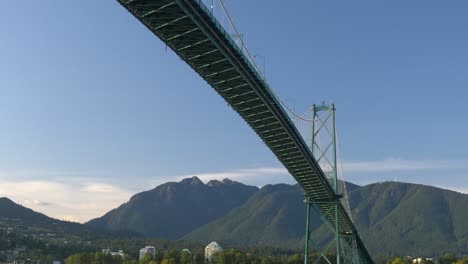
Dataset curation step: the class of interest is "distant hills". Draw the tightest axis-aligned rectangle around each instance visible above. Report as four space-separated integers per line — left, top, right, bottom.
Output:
0 197 93 241
184 183 313 247
350 182 468 256
86 177 258 239
86 178 468 256
0 197 52 222
184 182 361 248
0 197 132 243
187 181 468 256
1 178 467 257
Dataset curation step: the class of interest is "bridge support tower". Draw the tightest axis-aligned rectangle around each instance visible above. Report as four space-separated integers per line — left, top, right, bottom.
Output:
304 103 358 264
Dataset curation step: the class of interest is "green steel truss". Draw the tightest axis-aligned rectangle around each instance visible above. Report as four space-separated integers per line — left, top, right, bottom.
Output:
116 1 373 263
304 103 361 264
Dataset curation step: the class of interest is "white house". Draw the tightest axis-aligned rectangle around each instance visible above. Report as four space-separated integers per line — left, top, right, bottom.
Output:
139 246 156 260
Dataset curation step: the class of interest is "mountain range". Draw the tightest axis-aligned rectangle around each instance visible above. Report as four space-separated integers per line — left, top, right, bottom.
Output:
1 178 467 257
86 177 258 239
86 178 468 256
183 180 468 256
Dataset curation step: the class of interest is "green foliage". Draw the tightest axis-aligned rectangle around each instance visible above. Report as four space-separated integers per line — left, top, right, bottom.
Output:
141 252 154 264
0 228 97 261
440 252 458 264
211 248 260 264
65 252 134 264
261 257 279 264
180 251 192 264
455 256 468 264
391 257 409 264
286 254 303 264
161 258 177 264
439 254 468 264
207 248 308 264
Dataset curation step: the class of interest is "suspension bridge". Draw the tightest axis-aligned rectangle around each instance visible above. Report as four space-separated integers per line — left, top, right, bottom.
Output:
116 0 373 263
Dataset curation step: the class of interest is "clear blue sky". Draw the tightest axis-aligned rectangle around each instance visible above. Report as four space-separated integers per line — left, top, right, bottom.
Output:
0 0 467 221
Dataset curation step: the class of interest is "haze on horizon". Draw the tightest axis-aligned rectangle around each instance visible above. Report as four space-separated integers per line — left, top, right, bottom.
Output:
0 0 467 222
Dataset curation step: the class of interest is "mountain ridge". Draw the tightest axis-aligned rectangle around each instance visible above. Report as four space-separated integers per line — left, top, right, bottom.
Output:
184 181 467 256
1 178 466 257
86 176 259 239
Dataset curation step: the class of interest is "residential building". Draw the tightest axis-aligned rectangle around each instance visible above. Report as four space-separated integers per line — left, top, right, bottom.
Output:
102 248 125 258
139 246 156 260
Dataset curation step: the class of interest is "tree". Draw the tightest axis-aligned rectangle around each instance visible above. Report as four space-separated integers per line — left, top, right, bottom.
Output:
141 252 154 264
455 257 468 264
261 257 277 264
193 252 205 264
391 257 409 264
163 250 179 263
161 258 177 264
180 251 192 264
65 252 126 264
440 253 458 264
287 254 303 264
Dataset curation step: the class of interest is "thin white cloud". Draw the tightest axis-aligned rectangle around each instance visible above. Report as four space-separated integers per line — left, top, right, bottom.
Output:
81 183 124 193
0 179 132 223
0 169 110 179
24 199 51 206
343 158 468 173
435 186 468 194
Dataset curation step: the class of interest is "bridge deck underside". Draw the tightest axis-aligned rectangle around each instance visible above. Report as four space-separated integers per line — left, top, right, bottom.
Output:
117 0 373 263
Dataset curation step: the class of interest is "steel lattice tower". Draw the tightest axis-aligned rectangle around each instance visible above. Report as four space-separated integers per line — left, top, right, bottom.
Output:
304 103 359 264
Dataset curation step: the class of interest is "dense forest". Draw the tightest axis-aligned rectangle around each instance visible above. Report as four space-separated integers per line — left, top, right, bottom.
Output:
65 249 332 264
2 229 467 264
64 250 468 264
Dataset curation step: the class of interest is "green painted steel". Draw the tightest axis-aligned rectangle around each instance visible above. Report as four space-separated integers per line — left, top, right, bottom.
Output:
304 196 312 264
116 1 373 263
307 104 365 264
